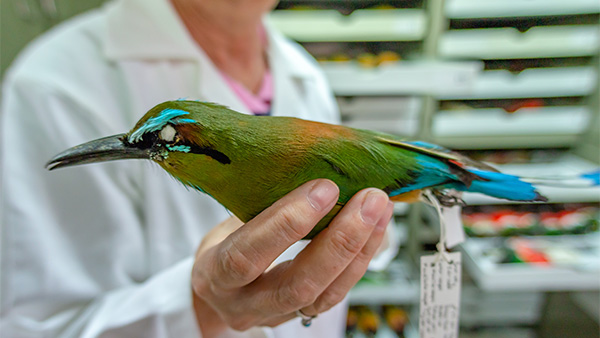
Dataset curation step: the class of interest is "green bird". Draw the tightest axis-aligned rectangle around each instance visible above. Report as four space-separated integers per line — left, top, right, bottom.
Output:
47 100 548 238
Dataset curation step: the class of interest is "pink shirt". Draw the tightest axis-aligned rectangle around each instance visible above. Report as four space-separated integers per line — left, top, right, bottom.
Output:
222 71 273 116
221 25 272 116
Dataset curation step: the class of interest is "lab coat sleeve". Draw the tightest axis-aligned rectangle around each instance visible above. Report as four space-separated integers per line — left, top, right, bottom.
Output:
0 70 201 338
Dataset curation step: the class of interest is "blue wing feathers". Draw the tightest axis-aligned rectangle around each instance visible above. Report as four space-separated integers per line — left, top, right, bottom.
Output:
388 155 456 197
406 141 449 152
388 154 545 202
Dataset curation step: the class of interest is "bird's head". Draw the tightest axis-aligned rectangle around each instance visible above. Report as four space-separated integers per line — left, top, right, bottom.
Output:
46 100 236 189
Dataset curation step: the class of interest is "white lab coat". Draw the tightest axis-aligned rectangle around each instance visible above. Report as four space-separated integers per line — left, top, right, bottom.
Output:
0 0 346 337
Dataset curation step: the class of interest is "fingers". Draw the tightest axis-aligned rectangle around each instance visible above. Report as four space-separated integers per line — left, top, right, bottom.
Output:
191 183 394 333
252 206 390 330
302 201 393 315
206 179 339 289
195 216 244 257
264 188 390 314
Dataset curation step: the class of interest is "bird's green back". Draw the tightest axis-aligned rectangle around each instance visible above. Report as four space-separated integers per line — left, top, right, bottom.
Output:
129 101 419 237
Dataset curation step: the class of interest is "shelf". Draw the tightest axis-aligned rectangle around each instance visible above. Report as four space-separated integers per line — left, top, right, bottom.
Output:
445 0 600 18
339 97 421 135
350 260 419 305
344 118 419 136
437 66 597 100
337 96 422 118
434 134 584 150
268 9 426 42
459 234 600 292
349 282 420 306
433 106 591 149
461 285 544 327
321 61 482 96
459 154 600 204
440 25 600 59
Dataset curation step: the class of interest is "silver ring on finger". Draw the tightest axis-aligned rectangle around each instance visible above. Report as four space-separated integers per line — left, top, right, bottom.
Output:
295 309 317 327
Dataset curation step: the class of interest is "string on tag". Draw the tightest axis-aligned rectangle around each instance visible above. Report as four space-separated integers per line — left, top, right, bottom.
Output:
421 190 453 264
419 190 463 338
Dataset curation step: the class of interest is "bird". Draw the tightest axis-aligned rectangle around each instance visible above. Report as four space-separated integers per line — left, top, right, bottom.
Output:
46 100 596 239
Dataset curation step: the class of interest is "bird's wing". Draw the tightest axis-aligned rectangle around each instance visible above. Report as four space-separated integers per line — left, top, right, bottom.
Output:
375 136 547 202
375 137 500 173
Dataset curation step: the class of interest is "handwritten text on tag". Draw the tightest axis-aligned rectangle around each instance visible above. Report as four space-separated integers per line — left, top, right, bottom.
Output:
419 252 462 338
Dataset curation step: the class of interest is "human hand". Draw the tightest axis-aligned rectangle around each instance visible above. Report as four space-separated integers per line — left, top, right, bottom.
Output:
191 179 393 336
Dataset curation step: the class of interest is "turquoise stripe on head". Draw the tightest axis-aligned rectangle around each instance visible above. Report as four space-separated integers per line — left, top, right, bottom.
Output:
166 144 192 153
129 108 196 143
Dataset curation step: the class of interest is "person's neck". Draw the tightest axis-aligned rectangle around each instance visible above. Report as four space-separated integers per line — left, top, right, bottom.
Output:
170 0 268 94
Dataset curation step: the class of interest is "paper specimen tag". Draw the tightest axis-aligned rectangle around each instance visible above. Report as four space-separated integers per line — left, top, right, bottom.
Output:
419 252 462 338
443 206 465 249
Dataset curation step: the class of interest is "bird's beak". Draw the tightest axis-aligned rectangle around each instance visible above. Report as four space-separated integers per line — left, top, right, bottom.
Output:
46 133 151 170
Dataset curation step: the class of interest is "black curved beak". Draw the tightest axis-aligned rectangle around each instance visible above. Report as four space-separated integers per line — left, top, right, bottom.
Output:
45 134 151 170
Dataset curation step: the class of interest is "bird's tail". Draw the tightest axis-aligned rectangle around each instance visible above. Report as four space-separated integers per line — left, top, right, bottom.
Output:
456 169 600 202
462 169 549 202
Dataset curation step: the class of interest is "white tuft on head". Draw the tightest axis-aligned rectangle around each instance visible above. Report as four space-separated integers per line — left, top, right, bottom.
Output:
159 125 177 142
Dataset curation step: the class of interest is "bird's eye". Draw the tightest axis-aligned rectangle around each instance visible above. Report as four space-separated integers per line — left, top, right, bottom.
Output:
159 125 177 143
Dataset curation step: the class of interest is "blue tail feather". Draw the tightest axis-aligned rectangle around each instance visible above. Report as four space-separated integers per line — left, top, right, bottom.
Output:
582 170 600 186
445 169 546 202
387 154 548 202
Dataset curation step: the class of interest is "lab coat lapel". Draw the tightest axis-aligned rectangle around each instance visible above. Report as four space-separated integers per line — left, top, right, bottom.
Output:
194 50 250 115
270 68 310 119
104 0 198 60
267 28 316 120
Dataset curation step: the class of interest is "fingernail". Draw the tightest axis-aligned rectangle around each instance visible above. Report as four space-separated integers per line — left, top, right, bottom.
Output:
307 180 339 211
360 190 389 225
